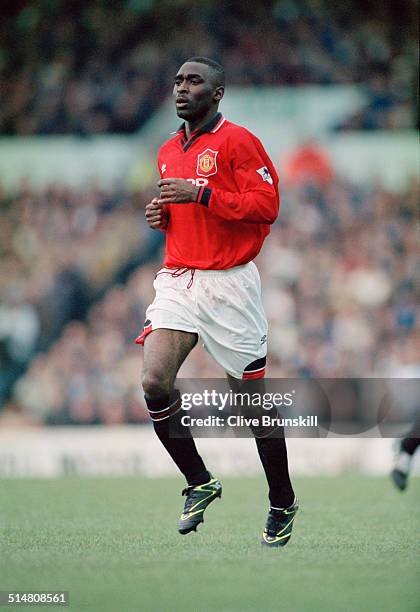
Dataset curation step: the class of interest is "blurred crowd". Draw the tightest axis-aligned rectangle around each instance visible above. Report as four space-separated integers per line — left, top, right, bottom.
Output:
4 173 418 425
0 0 417 135
0 181 149 403
258 177 418 377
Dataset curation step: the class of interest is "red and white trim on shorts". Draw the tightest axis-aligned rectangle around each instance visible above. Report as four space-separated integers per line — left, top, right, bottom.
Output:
242 356 266 380
135 319 153 346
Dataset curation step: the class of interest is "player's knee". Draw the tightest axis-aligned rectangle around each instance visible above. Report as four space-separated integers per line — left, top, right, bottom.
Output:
141 371 171 398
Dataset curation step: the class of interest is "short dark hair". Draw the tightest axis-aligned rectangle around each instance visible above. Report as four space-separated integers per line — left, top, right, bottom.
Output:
185 56 225 88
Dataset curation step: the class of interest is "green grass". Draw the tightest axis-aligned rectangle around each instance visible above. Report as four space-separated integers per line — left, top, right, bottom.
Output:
1 476 419 612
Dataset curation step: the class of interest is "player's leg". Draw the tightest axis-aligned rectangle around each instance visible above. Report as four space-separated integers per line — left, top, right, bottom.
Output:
391 429 420 491
191 263 298 545
142 328 222 533
142 328 211 485
194 264 296 505
401 438 420 457
227 374 298 546
227 374 295 508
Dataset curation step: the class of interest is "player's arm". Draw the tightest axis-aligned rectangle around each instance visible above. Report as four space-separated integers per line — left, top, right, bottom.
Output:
199 133 279 224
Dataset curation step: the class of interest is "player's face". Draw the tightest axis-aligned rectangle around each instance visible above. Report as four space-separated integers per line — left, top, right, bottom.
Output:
173 62 220 121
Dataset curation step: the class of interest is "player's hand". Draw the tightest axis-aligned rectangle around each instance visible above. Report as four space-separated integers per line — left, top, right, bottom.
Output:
145 197 169 230
158 178 199 204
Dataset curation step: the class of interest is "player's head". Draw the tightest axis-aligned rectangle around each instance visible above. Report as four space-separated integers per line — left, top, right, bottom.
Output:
173 57 225 121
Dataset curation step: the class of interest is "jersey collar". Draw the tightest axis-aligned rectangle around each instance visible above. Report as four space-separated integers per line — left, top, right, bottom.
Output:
177 113 225 152
177 112 223 137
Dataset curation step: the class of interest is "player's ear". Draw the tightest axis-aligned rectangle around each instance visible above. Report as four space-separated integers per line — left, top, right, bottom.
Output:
214 86 224 103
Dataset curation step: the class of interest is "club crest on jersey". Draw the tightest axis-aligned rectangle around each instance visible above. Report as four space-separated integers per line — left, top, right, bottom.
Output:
197 149 218 177
257 166 273 185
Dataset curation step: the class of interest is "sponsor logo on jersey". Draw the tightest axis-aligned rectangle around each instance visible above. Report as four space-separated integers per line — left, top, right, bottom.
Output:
186 178 209 186
161 163 167 174
197 149 218 177
257 166 273 185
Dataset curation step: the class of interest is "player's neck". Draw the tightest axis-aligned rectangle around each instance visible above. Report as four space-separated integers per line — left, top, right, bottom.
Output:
185 108 219 139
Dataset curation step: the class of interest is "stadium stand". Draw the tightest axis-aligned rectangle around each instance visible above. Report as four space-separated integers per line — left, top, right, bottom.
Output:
0 0 417 135
0 182 154 403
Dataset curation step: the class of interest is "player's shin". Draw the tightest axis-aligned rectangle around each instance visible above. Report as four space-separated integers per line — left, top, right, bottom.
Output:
254 432 295 509
145 390 210 486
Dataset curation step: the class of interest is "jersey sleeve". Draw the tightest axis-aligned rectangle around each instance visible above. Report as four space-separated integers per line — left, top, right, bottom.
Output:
196 130 280 224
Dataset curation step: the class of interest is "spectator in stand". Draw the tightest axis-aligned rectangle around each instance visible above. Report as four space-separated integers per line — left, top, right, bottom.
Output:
282 141 334 187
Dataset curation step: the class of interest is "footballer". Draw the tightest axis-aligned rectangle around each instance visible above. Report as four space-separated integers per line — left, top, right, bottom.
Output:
137 57 298 547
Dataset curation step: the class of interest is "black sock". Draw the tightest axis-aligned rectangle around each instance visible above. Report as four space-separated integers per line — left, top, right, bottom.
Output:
230 377 295 509
254 433 295 508
145 391 210 486
401 437 420 456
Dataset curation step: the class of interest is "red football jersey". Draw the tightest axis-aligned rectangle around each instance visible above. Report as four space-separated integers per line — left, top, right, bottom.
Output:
157 113 279 270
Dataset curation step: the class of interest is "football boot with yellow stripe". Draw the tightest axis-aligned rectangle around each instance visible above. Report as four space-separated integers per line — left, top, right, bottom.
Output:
178 476 222 535
261 498 299 547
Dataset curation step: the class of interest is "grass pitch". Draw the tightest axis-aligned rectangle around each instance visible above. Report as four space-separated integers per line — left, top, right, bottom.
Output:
1 476 419 612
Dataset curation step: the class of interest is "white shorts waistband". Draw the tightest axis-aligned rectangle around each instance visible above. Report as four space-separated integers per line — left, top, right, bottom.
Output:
160 262 254 278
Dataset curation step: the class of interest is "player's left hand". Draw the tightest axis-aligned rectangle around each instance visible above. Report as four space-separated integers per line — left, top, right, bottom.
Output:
158 178 199 204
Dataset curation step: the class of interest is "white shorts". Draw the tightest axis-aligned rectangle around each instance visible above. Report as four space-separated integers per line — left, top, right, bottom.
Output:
136 262 268 379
